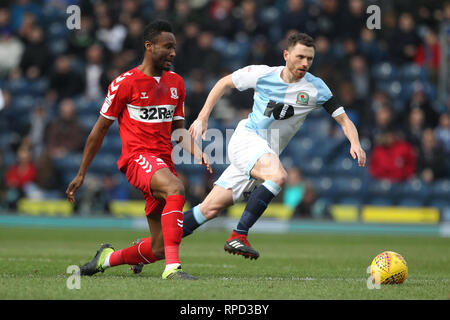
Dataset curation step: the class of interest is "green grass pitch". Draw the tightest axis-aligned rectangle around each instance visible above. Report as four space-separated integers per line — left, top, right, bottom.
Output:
0 226 449 300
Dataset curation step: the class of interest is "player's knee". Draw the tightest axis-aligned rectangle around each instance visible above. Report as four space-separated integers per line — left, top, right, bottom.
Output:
201 203 221 220
270 169 288 187
164 179 185 197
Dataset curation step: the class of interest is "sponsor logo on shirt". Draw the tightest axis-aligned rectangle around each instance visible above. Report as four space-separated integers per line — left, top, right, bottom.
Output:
127 104 176 123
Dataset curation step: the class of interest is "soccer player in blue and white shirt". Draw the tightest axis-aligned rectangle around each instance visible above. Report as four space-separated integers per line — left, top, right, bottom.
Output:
183 32 366 259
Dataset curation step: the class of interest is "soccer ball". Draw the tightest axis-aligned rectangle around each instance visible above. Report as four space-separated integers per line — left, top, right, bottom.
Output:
370 251 408 284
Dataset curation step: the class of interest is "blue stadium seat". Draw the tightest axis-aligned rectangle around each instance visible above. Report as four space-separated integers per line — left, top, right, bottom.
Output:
396 198 425 207
372 62 398 81
53 152 83 173
100 135 122 154
399 64 427 82
336 197 362 206
333 176 363 196
397 179 430 202
328 156 364 177
297 156 326 176
365 178 399 204
430 179 450 198
5 78 29 95
90 152 117 174
429 199 450 210
365 197 395 206
29 78 49 96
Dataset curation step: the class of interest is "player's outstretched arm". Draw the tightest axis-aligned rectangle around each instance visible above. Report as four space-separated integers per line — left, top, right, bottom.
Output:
333 113 366 167
189 74 235 141
66 115 114 203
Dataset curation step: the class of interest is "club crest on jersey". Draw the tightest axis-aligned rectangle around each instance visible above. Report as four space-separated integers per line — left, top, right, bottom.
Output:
296 91 309 105
170 88 179 99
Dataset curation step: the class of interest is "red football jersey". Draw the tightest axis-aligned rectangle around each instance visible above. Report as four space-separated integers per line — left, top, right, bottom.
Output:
100 67 185 173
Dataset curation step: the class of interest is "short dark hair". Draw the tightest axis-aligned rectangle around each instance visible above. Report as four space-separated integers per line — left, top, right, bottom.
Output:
286 32 315 50
143 20 173 44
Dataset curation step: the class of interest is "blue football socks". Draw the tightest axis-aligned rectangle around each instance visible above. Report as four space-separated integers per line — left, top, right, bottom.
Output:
234 180 281 235
182 204 206 237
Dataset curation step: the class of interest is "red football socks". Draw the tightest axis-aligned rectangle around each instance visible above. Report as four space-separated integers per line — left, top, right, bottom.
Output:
160 194 185 265
109 237 158 266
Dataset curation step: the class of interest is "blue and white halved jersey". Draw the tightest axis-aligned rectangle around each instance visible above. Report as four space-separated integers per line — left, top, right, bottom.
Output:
231 65 345 153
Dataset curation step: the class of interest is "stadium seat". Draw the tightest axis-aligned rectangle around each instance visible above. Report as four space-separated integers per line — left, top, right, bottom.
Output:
372 62 397 81
365 178 399 204
365 197 395 206
430 179 450 198
396 179 430 202
396 198 425 207
399 64 427 82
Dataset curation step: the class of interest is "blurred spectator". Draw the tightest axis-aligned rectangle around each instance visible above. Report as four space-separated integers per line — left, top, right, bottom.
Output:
358 29 385 64
28 103 49 159
185 72 208 125
95 13 127 54
340 0 366 40
150 0 173 22
414 28 441 83
122 16 144 65
283 167 306 210
5 143 36 208
310 35 335 80
10 0 42 32
435 113 450 155
173 0 200 35
404 107 426 150
362 103 396 145
235 0 266 38
45 99 84 159
387 12 421 64
281 0 314 38
0 26 24 77
118 0 143 26
16 11 36 41
30 150 63 198
84 43 106 101
48 55 85 100
293 182 316 218
404 86 439 128
369 128 416 182
175 21 201 75
416 128 447 183
190 31 223 77
315 0 341 39
103 175 128 201
336 81 362 126
0 7 12 36
67 15 96 56
19 25 49 79
348 54 373 103
205 0 237 39
245 35 281 66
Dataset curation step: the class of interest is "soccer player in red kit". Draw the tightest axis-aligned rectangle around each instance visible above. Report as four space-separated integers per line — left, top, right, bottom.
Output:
66 20 210 280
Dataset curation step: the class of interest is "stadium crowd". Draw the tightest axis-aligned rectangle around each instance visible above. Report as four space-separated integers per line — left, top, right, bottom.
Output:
0 0 449 217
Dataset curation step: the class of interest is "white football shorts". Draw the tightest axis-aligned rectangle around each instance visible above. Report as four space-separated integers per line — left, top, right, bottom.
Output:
214 119 277 202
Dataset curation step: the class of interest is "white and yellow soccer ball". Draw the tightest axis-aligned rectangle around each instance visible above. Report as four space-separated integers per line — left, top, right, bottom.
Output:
371 251 408 284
